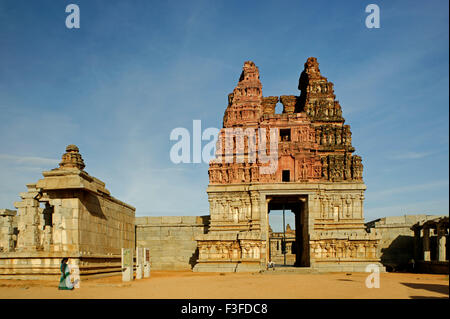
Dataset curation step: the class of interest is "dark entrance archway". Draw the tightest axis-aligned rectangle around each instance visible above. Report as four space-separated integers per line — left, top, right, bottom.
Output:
267 195 309 267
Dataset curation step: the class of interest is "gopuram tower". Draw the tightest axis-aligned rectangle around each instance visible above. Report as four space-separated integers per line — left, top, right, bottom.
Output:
194 58 382 272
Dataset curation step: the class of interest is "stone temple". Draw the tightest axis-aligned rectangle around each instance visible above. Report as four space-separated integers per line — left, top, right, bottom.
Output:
0 145 135 279
193 57 383 272
1 58 446 278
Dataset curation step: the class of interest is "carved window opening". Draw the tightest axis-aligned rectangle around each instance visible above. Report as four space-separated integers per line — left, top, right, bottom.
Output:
282 170 290 182
280 129 291 142
43 202 54 228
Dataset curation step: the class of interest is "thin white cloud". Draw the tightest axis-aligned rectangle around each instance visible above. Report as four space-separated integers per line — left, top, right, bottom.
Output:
387 151 434 160
0 154 59 166
369 180 449 199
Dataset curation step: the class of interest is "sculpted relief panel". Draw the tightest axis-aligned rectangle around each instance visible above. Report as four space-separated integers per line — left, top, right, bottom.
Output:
310 240 378 261
316 192 364 220
197 239 262 262
209 192 253 223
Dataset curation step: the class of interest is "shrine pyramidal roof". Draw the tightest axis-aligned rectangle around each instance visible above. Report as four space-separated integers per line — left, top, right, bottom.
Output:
209 57 364 185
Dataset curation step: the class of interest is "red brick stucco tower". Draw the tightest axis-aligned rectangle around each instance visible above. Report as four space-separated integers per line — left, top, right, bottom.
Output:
194 58 382 272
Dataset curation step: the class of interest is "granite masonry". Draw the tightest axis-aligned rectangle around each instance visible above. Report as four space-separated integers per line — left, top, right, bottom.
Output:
135 216 209 270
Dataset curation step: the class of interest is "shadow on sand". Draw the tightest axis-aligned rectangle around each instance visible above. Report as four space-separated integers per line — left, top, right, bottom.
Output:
401 282 449 297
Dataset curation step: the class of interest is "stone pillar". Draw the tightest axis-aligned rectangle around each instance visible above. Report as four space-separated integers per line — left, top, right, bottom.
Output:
144 248 151 278
413 227 421 261
121 248 133 282
423 227 431 262
263 197 271 267
0 209 16 252
43 226 52 251
250 192 260 223
437 225 447 262
50 199 63 252
136 247 143 279
14 185 42 251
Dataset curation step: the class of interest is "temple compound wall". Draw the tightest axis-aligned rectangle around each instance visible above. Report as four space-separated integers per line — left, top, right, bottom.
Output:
366 215 446 271
0 145 135 279
193 58 383 273
136 216 209 270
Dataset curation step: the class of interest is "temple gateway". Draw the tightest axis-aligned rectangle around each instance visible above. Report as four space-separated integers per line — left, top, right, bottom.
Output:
3 57 445 279
193 58 382 272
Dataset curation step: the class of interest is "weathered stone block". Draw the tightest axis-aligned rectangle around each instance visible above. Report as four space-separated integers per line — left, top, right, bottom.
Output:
162 216 182 224
181 216 197 224
135 217 148 225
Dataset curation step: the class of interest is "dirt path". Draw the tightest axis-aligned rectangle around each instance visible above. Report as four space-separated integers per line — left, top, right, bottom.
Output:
0 271 448 299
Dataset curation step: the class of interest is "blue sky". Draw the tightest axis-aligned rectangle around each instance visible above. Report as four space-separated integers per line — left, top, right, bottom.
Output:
0 0 448 231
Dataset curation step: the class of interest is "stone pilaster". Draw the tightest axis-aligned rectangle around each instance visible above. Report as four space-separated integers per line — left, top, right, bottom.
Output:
14 184 42 251
437 225 447 262
423 227 431 261
413 227 421 261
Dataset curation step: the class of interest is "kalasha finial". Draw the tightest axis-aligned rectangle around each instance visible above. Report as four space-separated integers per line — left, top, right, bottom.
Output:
59 144 85 170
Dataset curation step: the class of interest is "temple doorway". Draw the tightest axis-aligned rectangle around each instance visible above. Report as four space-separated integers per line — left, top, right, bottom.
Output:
267 195 309 267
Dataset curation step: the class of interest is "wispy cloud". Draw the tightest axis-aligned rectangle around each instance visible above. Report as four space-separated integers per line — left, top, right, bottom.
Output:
387 151 434 160
0 154 59 166
369 180 449 199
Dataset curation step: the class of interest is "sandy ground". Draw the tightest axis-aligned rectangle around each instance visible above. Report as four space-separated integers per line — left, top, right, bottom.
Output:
0 271 448 299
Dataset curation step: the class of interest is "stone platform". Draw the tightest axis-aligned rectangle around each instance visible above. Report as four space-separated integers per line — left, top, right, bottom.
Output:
262 262 386 274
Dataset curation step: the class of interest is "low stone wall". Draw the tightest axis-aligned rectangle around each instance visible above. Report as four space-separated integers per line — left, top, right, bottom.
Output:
136 216 209 270
366 214 445 270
